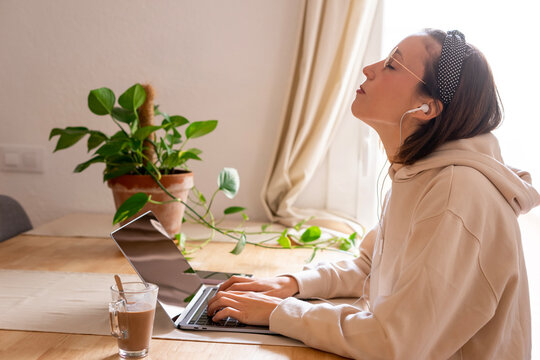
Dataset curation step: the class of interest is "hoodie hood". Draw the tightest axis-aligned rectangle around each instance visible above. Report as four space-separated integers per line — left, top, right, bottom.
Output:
389 133 540 215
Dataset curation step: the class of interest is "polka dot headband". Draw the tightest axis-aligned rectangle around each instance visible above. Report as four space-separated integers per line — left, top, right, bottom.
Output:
437 30 467 105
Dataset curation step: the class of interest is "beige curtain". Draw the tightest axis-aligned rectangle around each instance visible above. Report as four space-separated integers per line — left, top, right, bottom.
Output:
261 0 379 233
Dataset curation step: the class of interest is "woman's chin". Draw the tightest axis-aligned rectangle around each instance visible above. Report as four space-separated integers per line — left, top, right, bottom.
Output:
350 104 366 120
351 108 373 124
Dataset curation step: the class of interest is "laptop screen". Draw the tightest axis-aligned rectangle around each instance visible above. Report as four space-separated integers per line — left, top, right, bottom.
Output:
110 211 204 321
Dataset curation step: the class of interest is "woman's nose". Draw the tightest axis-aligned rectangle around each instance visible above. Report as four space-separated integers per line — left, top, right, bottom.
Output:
362 62 377 80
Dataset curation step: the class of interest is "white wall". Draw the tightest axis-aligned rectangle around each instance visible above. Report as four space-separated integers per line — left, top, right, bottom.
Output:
0 0 304 226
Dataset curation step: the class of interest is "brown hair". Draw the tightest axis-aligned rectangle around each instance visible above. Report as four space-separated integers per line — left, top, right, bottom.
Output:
395 28 503 165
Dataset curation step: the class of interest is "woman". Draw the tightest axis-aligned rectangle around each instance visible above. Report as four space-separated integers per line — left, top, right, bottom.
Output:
208 29 540 359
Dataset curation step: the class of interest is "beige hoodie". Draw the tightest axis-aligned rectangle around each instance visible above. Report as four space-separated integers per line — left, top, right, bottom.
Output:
269 133 540 359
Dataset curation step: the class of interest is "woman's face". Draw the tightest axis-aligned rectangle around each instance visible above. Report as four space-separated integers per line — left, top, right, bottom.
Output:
351 34 435 129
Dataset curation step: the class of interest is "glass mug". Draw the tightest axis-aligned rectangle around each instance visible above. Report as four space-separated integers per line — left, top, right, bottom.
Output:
109 282 159 358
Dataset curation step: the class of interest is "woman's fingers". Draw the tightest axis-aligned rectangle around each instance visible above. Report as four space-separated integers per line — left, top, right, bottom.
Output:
207 291 244 315
218 275 254 292
207 291 283 326
227 281 264 292
217 276 299 299
211 306 243 323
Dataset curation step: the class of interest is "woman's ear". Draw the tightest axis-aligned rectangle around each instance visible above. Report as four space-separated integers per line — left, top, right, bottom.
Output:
416 98 443 121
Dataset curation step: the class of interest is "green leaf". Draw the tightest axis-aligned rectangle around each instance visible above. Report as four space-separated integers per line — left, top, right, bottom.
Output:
51 126 89 136
156 107 169 121
88 87 115 115
118 83 146 111
184 293 196 303
224 206 246 215
111 130 129 140
175 232 187 250
112 107 137 124
230 233 246 255
277 229 291 248
112 192 149 225
339 238 352 251
179 150 202 162
198 191 207 204
218 167 240 199
129 137 143 151
185 120 217 139
161 118 170 129
134 125 162 141
261 224 271 232
172 127 182 139
168 115 189 129
162 149 201 169
300 226 321 243
183 267 196 274
105 154 134 164
165 130 182 146
242 213 249 221
95 141 127 157
51 127 89 152
103 163 137 181
167 148 202 165
348 232 358 246
74 155 104 173
294 216 314 231
161 151 179 169
87 131 108 151
49 128 63 140
129 118 139 134
188 148 202 156
160 138 172 155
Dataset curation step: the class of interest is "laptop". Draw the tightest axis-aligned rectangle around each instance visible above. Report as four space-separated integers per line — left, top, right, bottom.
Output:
110 211 274 334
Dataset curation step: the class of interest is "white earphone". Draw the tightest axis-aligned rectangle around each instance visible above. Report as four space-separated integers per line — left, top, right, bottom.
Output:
404 103 429 114
399 104 430 144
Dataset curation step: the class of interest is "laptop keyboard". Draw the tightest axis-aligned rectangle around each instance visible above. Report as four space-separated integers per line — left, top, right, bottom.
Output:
187 288 245 328
190 307 244 327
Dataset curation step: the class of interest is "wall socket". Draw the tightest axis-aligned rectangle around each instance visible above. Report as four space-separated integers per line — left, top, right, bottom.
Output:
0 145 44 173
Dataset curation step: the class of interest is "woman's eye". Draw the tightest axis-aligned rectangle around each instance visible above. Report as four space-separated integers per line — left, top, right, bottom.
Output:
383 58 395 70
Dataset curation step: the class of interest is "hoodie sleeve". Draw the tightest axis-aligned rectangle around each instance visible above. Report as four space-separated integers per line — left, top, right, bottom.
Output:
286 225 377 299
269 210 499 359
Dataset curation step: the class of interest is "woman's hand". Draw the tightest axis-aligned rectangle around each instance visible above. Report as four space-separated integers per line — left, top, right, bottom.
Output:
207 290 283 326
217 275 299 299
206 276 299 326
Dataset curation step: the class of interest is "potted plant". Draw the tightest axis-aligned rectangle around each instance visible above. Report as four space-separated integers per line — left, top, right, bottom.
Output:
49 83 237 237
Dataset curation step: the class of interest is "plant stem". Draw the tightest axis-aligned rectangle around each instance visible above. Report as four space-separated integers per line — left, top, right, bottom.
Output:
251 236 281 244
203 189 220 218
147 172 244 243
244 240 354 256
142 154 162 180
187 194 204 206
133 109 140 134
111 117 129 137
178 137 188 153
221 228 283 235
147 172 359 260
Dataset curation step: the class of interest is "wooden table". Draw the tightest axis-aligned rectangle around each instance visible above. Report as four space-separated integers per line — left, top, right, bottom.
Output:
0 231 351 359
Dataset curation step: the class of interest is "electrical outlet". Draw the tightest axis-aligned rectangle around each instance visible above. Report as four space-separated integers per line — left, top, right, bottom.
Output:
0 145 44 173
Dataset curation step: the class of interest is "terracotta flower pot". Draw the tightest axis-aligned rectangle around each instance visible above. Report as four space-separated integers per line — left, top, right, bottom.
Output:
107 171 194 237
